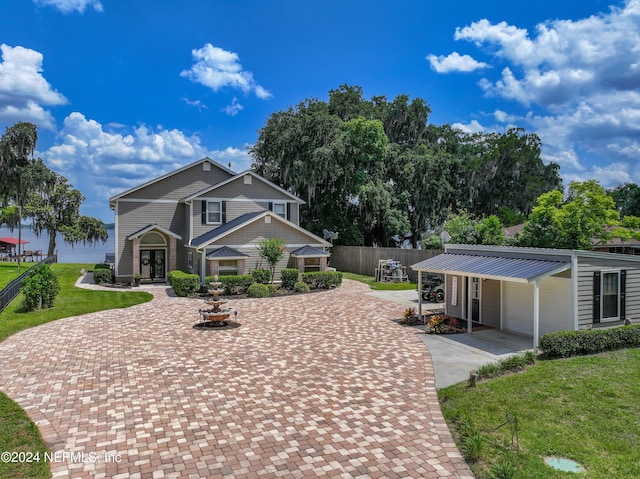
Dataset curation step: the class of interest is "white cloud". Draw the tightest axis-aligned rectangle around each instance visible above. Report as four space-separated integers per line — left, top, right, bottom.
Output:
438 0 640 189
0 44 67 129
180 43 272 100
40 112 254 219
181 97 208 111
33 0 103 14
451 119 485 134
222 97 244 116
426 52 488 73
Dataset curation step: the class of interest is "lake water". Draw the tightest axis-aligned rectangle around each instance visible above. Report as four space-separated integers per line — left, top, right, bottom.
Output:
0 226 115 264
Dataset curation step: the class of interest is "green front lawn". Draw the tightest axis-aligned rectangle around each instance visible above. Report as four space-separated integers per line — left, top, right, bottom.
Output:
0 263 152 478
440 348 640 478
0 263 152 342
341 272 417 290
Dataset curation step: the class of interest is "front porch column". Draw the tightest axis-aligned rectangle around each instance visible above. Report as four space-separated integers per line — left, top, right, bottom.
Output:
319 256 328 271
209 259 220 277
237 259 246 275
533 279 540 352
169 237 177 272
296 257 305 273
132 237 140 277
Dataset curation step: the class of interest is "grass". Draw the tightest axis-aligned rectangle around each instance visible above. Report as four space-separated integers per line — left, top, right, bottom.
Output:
0 262 36 290
341 272 417 290
440 348 640 478
0 263 152 478
0 263 152 342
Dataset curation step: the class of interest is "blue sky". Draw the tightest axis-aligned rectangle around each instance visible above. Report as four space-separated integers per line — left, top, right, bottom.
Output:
1 0 639 221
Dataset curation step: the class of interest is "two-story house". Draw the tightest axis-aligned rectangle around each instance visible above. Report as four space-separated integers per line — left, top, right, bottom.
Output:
109 157 331 284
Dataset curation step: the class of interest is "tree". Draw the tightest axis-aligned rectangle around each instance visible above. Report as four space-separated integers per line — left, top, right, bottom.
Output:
257 238 287 283
24 162 108 257
519 180 620 249
609 183 640 217
21 263 60 311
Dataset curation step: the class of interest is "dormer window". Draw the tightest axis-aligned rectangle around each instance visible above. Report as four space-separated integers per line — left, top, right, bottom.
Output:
207 201 222 224
273 203 286 219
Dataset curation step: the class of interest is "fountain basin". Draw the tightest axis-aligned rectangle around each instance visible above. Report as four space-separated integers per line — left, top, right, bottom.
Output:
199 309 232 322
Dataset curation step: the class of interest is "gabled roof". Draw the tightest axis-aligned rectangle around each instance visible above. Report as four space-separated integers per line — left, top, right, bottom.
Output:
182 170 305 204
190 211 331 249
127 224 182 240
191 212 263 247
290 245 330 257
206 246 249 259
109 157 235 206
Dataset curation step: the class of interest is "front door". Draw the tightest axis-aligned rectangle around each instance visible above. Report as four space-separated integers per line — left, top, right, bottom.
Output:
471 277 480 322
140 249 166 282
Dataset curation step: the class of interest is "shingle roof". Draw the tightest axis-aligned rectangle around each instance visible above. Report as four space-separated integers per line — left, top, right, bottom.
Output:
206 246 248 258
191 212 264 247
411 253 571 283
290 245 330 257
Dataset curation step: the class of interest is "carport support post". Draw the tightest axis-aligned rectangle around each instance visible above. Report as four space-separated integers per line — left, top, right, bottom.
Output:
533 279 540 352
417 271 423 323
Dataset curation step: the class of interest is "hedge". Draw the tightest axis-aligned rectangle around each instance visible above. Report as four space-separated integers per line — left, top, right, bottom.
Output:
281 268 299 289
247 283 269 298
301 271 343 289
93 269 113 284
94 263 111 270
252 269 271 284
168 270 200 297
208 274 255 295
538 325 640 358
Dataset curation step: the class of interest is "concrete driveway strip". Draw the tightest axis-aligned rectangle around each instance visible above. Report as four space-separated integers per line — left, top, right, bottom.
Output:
0 279 473 478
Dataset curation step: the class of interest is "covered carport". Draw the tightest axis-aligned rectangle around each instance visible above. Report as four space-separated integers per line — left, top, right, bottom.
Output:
412 247 574 350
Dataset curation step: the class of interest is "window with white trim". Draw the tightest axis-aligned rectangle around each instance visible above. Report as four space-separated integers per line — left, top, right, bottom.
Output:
273 203 286 218
207 201 222 224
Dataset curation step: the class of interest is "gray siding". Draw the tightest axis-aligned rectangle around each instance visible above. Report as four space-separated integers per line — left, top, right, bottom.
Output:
481 279 501 327
213 175 296 202
115 201 187 276
218 216 323 246
577 256 640 329
123 162 232 201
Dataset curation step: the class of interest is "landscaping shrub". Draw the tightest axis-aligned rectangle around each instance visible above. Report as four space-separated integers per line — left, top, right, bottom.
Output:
301 271 343 289
251 269 271 284
281 268 299 289
168 270 200 297
21 263 60 311
489 460 517 479
294 281 310 294
247 283 269 298
93 268 112 285
210 274 254 295
93 263 111 270
539 325 640 358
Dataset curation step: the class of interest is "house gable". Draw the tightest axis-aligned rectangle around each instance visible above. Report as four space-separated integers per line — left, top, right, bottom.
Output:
110 158 234 204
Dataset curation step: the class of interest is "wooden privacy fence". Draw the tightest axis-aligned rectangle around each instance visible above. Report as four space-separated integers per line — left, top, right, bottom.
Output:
329 246 442 283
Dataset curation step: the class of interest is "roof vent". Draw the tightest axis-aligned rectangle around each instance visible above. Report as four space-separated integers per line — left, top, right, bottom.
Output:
244 175 252 184
203 162 211 171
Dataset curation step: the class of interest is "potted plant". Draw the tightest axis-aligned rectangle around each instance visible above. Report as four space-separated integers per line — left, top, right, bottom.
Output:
133 272 141 287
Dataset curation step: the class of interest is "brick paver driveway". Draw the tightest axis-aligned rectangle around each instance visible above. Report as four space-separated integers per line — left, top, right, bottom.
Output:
0 280 473 478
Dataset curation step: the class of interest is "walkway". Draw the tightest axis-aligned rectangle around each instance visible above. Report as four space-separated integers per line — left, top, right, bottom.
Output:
0 279 473 478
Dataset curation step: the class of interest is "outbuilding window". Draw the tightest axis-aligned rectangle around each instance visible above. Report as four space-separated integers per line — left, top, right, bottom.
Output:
593 270 626 323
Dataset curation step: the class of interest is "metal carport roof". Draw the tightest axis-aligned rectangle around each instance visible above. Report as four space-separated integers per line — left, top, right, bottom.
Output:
411 253 571 283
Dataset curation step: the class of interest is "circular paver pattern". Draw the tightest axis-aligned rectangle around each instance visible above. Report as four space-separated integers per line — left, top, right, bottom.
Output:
0 280 473 478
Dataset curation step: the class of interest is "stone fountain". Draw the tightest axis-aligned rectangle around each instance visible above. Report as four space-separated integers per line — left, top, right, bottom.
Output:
197 276 236 328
